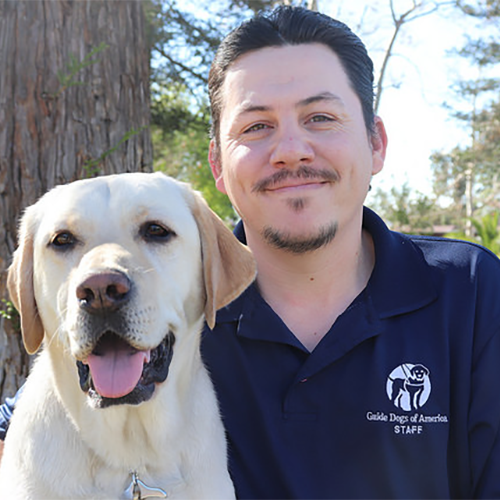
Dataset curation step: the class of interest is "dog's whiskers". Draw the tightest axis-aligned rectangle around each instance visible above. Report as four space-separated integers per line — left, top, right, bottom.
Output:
135 266 155 275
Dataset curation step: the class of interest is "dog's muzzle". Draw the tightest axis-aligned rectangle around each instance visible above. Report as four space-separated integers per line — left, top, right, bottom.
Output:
77 331 175 408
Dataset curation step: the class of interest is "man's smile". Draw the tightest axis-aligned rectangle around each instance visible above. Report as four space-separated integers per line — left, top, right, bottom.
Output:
264 180 330 193
252 165 339 193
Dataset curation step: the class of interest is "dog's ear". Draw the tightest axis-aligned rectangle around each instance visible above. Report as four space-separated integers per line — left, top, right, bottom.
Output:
187 188 256 329
7 209 44 354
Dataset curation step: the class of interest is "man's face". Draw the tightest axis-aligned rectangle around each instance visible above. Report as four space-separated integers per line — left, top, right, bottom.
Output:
210 43 387 253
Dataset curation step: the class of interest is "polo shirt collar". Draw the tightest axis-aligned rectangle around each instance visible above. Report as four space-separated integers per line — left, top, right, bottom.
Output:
363 207 438 317
216 207 437 327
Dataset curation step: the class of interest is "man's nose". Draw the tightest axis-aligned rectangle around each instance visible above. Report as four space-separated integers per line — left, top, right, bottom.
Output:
269 124 315 168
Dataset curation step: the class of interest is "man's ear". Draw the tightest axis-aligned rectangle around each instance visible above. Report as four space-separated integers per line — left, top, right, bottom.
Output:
370 116 388 176
208 140 227 194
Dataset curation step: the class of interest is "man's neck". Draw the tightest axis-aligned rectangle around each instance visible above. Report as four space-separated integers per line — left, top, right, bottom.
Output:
246 225 375 351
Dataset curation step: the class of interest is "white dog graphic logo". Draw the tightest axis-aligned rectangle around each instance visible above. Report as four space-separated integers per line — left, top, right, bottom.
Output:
386 363 431 412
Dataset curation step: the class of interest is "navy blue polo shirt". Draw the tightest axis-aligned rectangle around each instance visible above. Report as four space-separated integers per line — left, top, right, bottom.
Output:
201 207 500 499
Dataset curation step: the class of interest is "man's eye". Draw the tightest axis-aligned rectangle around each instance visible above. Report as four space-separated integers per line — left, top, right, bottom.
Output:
51 231 77 249
309 114 335 123
244 123 269 133
141 222 176 242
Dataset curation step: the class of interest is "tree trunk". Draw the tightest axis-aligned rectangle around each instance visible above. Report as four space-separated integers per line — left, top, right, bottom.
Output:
0 0 152 401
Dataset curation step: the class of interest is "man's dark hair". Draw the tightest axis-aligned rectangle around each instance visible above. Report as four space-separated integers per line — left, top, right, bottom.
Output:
208 5 376 151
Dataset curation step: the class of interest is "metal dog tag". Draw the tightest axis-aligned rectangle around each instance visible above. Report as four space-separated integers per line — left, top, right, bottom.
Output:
123 471 168 499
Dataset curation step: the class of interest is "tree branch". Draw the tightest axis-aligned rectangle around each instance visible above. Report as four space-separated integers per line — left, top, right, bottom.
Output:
153 45 208 85
375 0 455 112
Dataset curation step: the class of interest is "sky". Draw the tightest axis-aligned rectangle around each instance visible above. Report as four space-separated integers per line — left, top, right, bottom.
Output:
321 0 499 200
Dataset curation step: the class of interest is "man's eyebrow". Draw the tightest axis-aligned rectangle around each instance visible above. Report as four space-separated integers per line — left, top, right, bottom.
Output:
238 103 272 115
236 92 344 116
298 92 345 107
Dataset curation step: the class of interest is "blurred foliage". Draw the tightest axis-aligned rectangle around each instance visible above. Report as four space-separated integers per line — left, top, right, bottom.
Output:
150 81 236 222
428 0 500 235
472 211 500 253
445 212 500 255
368 183 457 234
456 0 500 18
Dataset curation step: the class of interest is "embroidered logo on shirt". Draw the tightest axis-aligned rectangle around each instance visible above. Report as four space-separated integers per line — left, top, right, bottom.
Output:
365 363 448 435
386 363 431 411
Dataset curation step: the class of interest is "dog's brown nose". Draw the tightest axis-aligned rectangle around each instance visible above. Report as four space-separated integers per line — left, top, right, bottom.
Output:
77 271 131 312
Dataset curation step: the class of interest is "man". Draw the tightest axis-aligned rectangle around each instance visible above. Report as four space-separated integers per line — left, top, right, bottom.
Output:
1 6 500 499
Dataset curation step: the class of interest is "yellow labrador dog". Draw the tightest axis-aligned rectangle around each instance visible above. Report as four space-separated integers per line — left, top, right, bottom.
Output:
0 172 255 499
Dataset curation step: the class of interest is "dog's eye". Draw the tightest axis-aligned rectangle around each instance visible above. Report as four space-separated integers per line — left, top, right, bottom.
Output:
51 231 77 249
141 222 175 243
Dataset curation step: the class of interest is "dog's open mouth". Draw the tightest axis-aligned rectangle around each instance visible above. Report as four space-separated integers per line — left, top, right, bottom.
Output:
76 331 175 408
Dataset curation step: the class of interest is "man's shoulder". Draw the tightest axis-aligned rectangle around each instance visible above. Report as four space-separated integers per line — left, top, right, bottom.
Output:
365 207 500 285
406 233 500 270
401 234 500 312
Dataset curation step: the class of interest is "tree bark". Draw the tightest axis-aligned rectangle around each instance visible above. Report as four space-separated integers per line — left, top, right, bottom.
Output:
0 0 152 401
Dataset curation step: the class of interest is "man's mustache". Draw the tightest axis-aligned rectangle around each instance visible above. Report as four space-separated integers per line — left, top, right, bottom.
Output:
252 166 339 193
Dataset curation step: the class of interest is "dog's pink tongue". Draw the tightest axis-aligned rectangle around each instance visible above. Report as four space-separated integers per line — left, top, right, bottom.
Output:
84 336 151 399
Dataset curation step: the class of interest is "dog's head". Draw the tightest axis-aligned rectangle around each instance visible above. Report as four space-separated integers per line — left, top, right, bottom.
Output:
409 364 430 383
7 172 255 406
